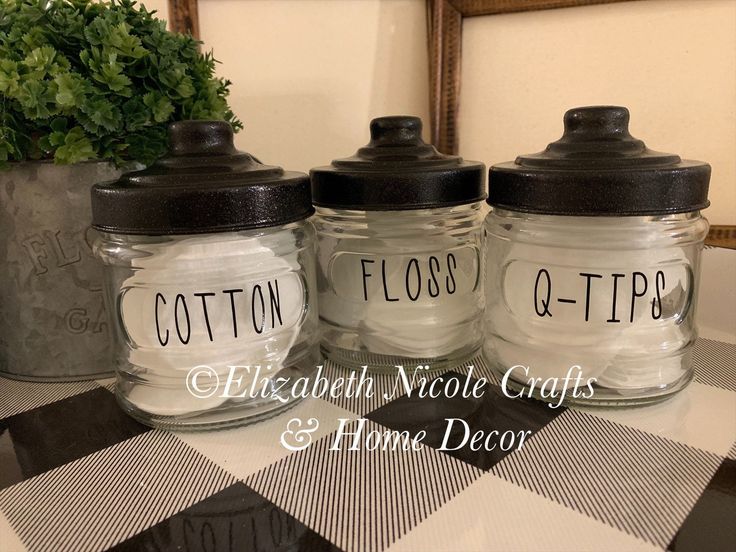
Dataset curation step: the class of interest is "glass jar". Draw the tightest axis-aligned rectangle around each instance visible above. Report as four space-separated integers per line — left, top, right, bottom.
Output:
484 106 711 406
91 121 319 429
311 116 486 371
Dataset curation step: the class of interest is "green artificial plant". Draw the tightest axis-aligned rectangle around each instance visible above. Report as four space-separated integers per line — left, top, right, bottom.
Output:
0 0 241 166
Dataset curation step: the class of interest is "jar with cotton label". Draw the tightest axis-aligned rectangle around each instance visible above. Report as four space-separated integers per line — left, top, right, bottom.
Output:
484 106 710 406
91 121 319 429
311 116 486 371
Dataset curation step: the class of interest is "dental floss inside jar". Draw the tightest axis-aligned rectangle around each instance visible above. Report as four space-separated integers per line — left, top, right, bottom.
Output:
322 212 475 358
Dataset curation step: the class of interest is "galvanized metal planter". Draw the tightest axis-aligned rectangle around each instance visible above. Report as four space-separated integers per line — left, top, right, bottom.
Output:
0 161 122 381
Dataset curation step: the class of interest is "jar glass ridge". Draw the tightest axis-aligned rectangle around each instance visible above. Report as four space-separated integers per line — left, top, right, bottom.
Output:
483 207 709 405
314 202 485 371
95 221 320 429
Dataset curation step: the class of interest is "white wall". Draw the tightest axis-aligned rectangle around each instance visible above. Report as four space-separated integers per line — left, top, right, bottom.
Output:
460 0 736 225
197 0 429 172
140 0 169 22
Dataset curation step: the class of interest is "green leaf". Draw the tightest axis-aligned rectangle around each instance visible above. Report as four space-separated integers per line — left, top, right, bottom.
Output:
159 62 195 99
88 102 122 133
120 97 150 130
143 91 174 123
38 129 65 153
41 117 70 151
81 47 132 95
54 126 96 164
0 129 19 163
23 45 57 77
50 117 68 133
19 27 48 54
80 96 123 134
126 124 168 166
0 60 21 95
54 73 89 107
84 11 148 59
16 79 58 119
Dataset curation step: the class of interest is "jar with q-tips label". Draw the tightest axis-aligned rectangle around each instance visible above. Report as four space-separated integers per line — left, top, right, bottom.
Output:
484 106 710 406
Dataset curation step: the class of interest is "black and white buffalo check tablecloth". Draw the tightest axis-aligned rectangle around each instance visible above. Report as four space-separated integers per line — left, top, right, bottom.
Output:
1 250 735 552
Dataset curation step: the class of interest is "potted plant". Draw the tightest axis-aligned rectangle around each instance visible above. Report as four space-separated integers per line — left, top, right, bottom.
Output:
0 0 241 380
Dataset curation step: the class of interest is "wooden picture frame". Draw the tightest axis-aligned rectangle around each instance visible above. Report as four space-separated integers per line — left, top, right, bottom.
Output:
426 0 637 155
168 0 200 40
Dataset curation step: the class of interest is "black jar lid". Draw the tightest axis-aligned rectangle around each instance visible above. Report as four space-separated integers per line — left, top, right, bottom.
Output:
488 106 710 216
91 121 313 235
310 116 485 210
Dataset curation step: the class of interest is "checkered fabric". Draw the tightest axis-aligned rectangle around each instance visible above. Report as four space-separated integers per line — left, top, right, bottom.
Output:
0 337 734 552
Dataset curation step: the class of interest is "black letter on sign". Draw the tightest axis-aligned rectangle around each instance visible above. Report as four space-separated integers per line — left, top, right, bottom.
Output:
446 252 458 294
382 260 399 302
580 272 603 322
630 271 648 323
406 258 421 301
268 280 283 327
155 292 169 346
174 294 191 344
252 284 266 334
534 269 553 317
223 288 243 338
428 255 441 298
194 292 216 342
360 259 374 301
607 273 625 323
652 270 665 320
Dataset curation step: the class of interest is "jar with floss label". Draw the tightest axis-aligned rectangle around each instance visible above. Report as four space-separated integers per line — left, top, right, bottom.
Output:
484 106 710 406
311 116 486 372
91 121 319 429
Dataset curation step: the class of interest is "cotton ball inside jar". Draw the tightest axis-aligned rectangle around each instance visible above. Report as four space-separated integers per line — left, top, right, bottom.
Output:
487 303 619 385
360 298 470 358
596 284 691 389
120 232 303 416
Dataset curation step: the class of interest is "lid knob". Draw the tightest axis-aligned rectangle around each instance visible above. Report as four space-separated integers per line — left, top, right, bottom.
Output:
563 106 631 140
369 116 423 147
546 106 646 157
168 120 238 156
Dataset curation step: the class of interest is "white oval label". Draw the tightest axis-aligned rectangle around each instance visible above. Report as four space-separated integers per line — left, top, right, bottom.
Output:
120 272 305 349
328 245 480 304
